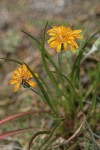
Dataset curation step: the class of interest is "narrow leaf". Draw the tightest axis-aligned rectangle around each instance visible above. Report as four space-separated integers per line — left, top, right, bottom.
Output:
21 30 40 45
0 58 22 65
72 30 100 80
25 63 56 113
42 21 49 47
39 121 62 150
0 128 34 140
28 131 50 150
0 110 49 125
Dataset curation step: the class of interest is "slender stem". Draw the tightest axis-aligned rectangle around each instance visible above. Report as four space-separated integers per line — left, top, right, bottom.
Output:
57 52 76 113
30 86 58 116
29 87 43 98
85 121 97 145
58 52 63 73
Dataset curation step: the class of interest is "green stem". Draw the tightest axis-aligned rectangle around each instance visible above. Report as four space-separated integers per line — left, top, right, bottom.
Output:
29 87 43 98
58 52 63 73
57 52 76 115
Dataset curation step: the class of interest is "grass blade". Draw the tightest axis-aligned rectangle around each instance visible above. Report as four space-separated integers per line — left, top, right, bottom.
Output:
0 58 22 65
39 121 62 150
39 76 53 97
28 131 50 150
25 63 57 114
0 110 49 125
21 30 40 45
42 21 48 47
41 48 76 109
0 128 34 140
71 30 100 81
41 48 62 97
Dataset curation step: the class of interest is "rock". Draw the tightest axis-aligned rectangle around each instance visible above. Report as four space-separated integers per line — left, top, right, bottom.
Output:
95 5 100 17
0 8 13 30
28 0 66 14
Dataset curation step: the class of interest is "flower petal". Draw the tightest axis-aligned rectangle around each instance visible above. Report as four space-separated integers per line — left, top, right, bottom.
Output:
49 41 60 48
47 37 56 44
73 29 82 34
22 64 27 71
27 80 37 88
13 70 20 76
63 43 68 51
34 73 39 77
56 44 61 53
70 45 75 53
76 35 83 39
18 67 22 74
10 79 18 84
74 41 79 48
14 83 20 92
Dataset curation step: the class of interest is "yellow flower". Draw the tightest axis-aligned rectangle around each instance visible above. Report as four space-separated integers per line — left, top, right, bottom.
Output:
10 64 38 92
47 25 83 53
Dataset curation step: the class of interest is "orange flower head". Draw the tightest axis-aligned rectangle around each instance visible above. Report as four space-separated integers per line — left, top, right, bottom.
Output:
10 64 38 92
47 25 83 53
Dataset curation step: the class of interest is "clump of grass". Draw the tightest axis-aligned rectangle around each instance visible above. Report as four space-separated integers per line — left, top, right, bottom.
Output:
0 21 100 150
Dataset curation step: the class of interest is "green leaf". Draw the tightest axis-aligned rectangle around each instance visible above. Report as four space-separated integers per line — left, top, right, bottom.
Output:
71 30 100 81
0 58 22 65
0 128 34 140
38 121 62 150
25 63 57 114
42 21 49 47
28 130 50 150
41 48 61 97
39 76 53 97
0 110 49 125
91 63 100 111
44 50 75 94
41 47 75 109
51 71 75 91
21 30 40 45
